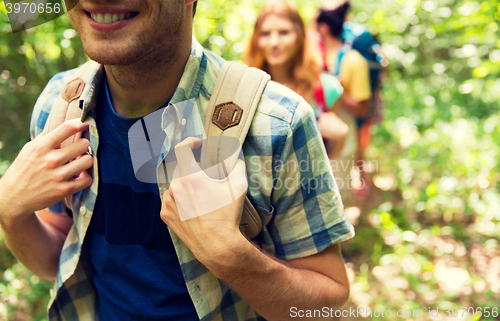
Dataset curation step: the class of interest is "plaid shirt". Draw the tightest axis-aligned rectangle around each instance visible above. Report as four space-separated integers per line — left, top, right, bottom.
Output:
30 37 354 321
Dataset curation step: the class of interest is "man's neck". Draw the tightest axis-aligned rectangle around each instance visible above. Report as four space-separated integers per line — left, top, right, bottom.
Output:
104 33 192 119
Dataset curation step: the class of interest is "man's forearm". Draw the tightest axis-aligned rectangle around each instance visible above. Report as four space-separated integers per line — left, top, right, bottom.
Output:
0 212 66 282
204 239 349 321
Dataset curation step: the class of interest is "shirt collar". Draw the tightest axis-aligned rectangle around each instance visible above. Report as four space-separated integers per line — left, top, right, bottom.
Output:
169 35 207 105
161 35 208 133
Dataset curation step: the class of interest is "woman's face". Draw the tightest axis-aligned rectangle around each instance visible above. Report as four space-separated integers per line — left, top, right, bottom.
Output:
258 14 299 67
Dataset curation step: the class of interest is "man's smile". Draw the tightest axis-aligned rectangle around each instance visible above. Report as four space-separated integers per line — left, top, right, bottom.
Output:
88 12 133 24
82 6 139 30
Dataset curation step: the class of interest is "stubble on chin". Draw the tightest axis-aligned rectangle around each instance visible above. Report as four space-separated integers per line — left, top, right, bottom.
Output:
75 0 186 67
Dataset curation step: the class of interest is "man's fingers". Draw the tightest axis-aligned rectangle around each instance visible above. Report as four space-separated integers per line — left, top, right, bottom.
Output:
161 188 179 224
174 137 202 176
62 154 93 180
227 159 248 200
228 159 247 179
44 119 89 149
67 170 93 195
56 138 91 165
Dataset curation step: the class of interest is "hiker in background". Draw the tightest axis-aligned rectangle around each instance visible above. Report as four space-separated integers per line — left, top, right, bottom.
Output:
316 0 385 200
244 0 349 159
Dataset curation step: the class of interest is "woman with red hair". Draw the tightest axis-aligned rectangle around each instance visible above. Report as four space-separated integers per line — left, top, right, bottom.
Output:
244 0 348 159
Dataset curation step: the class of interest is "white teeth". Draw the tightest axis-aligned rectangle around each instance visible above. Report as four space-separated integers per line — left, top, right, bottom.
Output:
90 12 132 23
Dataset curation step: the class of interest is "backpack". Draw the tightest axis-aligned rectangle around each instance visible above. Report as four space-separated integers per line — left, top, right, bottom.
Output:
334 22 385 122
40 60 270 240
314 73 343 114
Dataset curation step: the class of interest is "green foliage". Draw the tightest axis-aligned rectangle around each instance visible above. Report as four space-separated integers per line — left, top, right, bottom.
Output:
341 0 500 318
0 7 87 166
1 0 499 320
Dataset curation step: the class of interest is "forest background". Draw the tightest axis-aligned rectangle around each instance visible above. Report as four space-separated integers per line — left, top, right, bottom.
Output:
0 0 499 320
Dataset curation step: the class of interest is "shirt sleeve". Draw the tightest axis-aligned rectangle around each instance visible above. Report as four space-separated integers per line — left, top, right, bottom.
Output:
269 99 355 260
340 50 372 102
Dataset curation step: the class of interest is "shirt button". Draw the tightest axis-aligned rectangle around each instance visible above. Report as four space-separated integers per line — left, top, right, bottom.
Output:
79 206 87 215
181 118 186 126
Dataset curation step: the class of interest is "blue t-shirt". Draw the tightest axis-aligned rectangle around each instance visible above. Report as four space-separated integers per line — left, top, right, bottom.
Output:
82 78 199 320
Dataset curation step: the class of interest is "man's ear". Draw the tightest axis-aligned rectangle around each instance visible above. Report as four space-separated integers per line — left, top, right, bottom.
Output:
186 0 197 18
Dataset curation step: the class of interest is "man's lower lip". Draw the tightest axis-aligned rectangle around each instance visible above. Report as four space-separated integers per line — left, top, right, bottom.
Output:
86 13 134 31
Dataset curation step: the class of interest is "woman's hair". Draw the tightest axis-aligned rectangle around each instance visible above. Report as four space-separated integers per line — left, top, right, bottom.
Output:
316 1 350 39
243 0 322 97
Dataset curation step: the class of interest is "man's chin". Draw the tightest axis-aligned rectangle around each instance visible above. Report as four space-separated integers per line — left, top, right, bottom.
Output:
86 54 133 66
83 47 141 66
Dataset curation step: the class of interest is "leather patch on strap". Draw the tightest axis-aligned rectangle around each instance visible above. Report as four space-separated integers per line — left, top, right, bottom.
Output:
62 78 85 102
212 102 243 130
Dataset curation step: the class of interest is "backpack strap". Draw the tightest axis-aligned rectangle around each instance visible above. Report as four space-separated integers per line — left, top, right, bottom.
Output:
334 43 351 77
201 61 270 240
314 81 327 113
41 60 101 137
40 60 101 212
